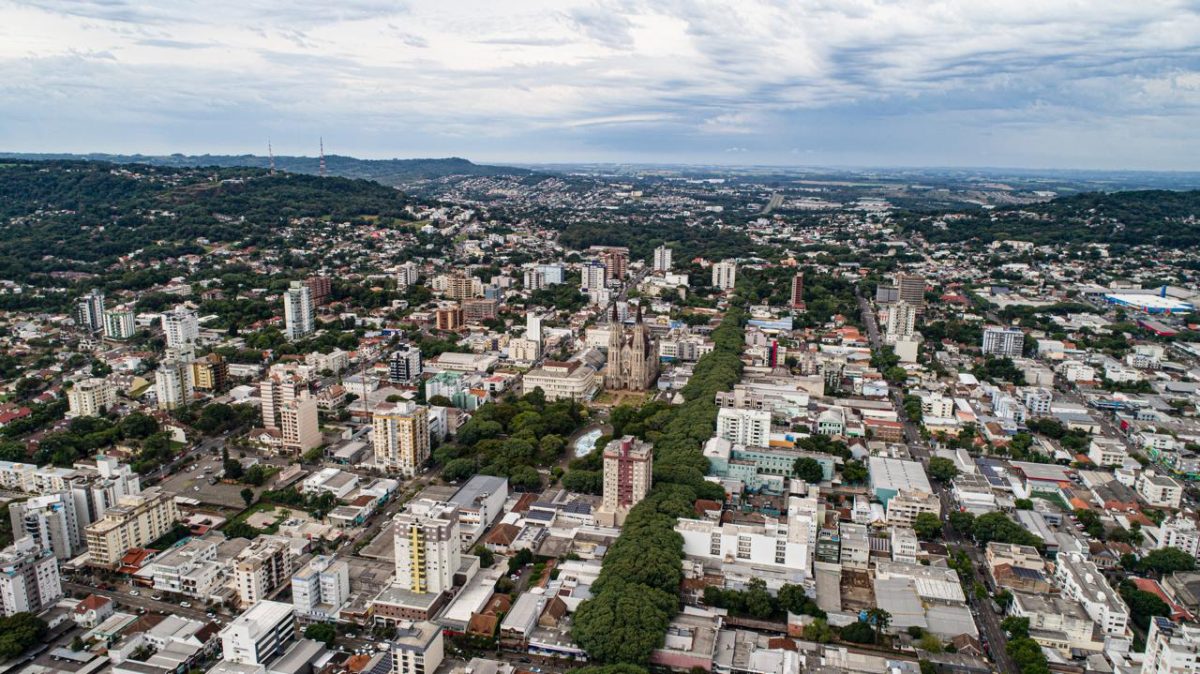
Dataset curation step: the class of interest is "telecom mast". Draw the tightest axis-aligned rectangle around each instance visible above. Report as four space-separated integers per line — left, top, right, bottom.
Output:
319 137 326 177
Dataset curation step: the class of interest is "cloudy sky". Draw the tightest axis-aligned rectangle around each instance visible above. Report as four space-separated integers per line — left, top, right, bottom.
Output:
1 0 1198 169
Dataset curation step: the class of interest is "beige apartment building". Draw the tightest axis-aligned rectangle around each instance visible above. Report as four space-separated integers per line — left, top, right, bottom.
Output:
85 488 180 568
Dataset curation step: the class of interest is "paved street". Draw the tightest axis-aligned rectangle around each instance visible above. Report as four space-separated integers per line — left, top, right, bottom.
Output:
64 581 215 622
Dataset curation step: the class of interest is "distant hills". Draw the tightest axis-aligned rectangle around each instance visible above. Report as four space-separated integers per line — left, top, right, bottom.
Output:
0 152 532 186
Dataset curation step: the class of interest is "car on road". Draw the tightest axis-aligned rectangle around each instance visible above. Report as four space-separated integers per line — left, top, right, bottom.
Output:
130 590 140 596
207 612 216 618
180 601 192 608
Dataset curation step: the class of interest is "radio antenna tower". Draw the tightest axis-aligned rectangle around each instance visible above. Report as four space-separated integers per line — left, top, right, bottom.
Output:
319 137 327 177
268 139 276 176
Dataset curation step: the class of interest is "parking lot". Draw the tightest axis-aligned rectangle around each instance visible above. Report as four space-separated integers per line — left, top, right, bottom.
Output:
157 453 248 509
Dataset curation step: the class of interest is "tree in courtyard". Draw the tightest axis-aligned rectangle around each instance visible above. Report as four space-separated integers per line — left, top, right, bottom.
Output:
793 457 825 484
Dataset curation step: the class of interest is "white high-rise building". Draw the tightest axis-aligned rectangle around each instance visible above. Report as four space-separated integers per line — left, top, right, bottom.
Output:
523 268 545 291
9 493 82 560
388 345 423 383
712 260 737 290
103 308 136 340
260 367 308 430
527 313 543 345
0 536 63 616
67 378 117 417
161 305 200 348
280 397 321 454
393 500 461 595
373 402 430 476
716 407 771 447
219 600 296 666
283 281 315 341
1142 617 1200 674
75 289 105 333
154 358 193 410
396 261 420 288
581 262 607 291
982 326 1024 357
292 555 350 620
234 537 294 608
885 301 918 343
653 245 673 272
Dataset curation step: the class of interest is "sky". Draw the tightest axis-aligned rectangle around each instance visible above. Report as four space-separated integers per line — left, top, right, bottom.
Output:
1 0 1199 170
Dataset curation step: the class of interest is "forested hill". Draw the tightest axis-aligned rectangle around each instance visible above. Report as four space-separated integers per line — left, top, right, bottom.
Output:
901 189 1200 249
0 153 532 186
0 160 421 283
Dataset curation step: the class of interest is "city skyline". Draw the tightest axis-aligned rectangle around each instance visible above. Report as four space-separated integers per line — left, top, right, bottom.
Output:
1 0 1198 170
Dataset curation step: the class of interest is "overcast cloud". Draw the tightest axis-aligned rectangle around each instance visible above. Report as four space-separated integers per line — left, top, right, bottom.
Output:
1 0 1198 169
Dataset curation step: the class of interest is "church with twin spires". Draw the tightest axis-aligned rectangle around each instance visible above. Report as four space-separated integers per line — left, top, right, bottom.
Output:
605 303 659 391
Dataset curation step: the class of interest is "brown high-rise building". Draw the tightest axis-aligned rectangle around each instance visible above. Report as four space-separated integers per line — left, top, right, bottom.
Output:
435 304 464 331
597 435 653 526
462 298 499 323
790 273 805 310
591 246 629 283
305 276 332 306
190 353 229 392
895 273 926 307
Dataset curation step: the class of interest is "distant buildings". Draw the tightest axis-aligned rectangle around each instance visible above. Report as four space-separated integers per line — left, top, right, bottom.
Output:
283 280 315 341
982 326 1024 357
712 260 737 290
653 245 673 272
596 436 653 526
592 246 629 283
373 401 430 476
580 261 607 291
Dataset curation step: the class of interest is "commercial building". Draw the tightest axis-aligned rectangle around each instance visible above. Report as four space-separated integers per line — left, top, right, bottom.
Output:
1009 592 1101 656
447 475 508 549
141 536 223 599
373 401 430 476
0 536 63 616
234 537 295 607
522 361 598 402
653 245 673 272
1090 437 1128 467
982 327 1024 357
104 308 137 340
389 345 423 383
675 494 815 580
716 408 771 448
1160 515 1200 557
392 620 445 674
1104 293 1194 315
161 306 200 349
895 273 926 307
84 487 181 568
68 378 117 417
1138 472 1184 508
292 555 350 621
596 436 653 526
283 281 315 341
712 260 737 290
219 600 296 666
869 457 932 506
76 289 106 333
393 500 461 595
885 489 940 526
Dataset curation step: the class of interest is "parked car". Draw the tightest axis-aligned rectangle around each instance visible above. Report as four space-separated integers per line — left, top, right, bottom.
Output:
180 601 192 608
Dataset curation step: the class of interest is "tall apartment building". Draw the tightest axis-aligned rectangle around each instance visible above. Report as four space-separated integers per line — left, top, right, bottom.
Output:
67 378 117 417
523 268 545 291
653 245 673 272
373 402 430 476
260 368 308 430
219 600 296 666
141 535 223 599
393 500 461 595
0 536 63 616
580 261 607 291
895 273 926 307
1142 617 1200 674
389 345 423 383
75 289 105 333
103 308 136 339
280 397 321 454
1138 472 1184 508
527 313 543 344
305 275 332 306
85 487 180 568
716 407 771 447
885 301 918 343
154 358 193 410
790 273 805 309
234 537 294 607
161 305 200 349
463 298 499 323
435 303 464 331
592 246 629 282
190 352 229 392
596 436 653 526
712 260 738 290
1160 515 1200 557
396 262 421 288
283 281 315 341
292 555 350 620
393 621 445 674
982 326 1025 357
444 274 480 301
1054 551 1129 636
10 493 81 560
535 264 564 285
